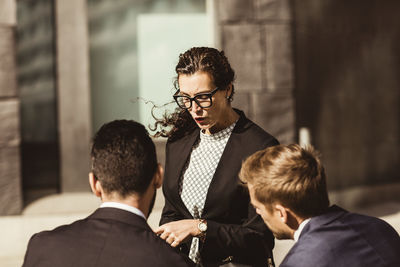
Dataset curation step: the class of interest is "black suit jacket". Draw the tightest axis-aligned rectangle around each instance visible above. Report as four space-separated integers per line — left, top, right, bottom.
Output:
281 205 400 267
23 207 194 267
160 110 279 266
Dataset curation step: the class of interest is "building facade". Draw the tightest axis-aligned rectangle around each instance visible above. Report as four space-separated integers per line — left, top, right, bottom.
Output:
0 0 399 215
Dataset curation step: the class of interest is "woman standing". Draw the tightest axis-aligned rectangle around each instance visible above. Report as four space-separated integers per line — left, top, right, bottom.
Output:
155 47 278 267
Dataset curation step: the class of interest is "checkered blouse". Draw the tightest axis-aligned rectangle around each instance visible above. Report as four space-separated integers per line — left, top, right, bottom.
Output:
179 121 237 263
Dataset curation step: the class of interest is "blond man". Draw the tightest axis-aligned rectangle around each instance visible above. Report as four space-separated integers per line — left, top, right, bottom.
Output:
240 144 400 267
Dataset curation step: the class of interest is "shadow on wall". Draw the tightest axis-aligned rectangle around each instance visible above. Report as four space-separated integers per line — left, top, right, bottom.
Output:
293 0 400 196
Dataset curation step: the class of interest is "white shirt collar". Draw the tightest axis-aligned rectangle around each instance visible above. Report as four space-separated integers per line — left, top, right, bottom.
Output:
294 218 311 242
100 202 146 220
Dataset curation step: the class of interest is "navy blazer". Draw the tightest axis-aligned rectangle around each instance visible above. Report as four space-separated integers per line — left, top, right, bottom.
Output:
23 208 194 267
280 205 400 267
160 110 279 266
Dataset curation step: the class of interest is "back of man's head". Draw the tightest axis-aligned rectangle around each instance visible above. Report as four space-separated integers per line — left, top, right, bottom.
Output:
91 120 157 197
240 144 330 218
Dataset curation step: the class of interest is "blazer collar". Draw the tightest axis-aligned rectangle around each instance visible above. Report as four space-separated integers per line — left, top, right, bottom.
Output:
166 109 250 218
299 205 347 239
232 109 252 132
89 207 151 230
165 127 199 218
202 110 250 216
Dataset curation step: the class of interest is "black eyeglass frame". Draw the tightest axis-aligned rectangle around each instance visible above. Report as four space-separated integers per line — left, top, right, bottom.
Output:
173 87 219 109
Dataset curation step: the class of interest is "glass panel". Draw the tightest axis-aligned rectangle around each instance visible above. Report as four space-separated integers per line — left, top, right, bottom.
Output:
87 0 208 133
16 0 60 203
138 13 212 125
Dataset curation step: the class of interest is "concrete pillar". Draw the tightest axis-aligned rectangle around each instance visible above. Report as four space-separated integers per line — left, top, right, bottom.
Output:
0 0 23 215
213 0 295 144
55 0 92 191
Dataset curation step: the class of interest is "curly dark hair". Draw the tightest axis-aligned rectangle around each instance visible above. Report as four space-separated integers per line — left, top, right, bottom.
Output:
152 47 236 141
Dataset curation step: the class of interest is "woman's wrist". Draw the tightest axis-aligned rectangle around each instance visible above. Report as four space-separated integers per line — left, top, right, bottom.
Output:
191 219 200 236
196 219 207 242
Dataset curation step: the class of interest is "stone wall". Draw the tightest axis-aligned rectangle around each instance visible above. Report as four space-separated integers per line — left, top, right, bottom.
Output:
214 0 400 209
0 0 23 215
214 0 295 144
55 0 92 192
293 0 400 196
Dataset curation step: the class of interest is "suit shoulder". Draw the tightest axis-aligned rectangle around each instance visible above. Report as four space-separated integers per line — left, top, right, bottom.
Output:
345 212 400 246
341 211 399 236
249 121 278 143
290 213 400 266
26 216 92 254
281 236 336 267
31 217 88 239
23 218 89 267
142 231 194 266
237 118 279 148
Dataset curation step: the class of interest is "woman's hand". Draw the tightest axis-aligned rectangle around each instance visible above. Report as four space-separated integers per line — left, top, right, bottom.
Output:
155 219 200 247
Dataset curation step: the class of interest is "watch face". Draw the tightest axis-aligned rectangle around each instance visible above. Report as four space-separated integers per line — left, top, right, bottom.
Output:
199 222 207 232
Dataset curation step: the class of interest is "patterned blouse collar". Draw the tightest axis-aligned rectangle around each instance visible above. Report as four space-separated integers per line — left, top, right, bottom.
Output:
200 120 238 142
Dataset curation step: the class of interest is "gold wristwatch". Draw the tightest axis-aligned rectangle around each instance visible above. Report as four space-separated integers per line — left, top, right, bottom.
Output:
197 219 207 242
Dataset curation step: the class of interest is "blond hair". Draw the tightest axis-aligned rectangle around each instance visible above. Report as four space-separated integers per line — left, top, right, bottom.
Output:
239 144 329 218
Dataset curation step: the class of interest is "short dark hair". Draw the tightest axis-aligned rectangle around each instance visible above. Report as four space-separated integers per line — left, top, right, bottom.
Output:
240 144 330 218
91 120 157 196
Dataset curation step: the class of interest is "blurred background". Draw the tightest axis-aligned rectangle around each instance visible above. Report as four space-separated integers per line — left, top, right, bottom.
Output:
0 0 399 266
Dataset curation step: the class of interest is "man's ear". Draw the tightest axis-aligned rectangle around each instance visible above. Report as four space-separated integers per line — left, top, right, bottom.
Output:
153 163 164 189
89 172 102 198
274 203 288 224
275 204 301 230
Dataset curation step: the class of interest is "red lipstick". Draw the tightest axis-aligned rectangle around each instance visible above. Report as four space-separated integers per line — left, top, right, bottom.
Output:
194 117 205 124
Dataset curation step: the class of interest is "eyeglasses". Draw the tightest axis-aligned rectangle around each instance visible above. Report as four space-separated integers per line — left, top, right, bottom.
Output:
173 87 219 109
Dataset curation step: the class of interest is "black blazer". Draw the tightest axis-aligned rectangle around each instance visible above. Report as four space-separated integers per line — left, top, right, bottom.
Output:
280 205 400 267
23 208 194 267
160 110 279 266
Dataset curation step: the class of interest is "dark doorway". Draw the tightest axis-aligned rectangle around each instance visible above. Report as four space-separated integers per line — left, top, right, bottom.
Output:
16 0 60 205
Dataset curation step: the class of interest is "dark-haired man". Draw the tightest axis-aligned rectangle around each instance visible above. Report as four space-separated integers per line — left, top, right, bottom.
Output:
23 120 194 267
240 144 400 267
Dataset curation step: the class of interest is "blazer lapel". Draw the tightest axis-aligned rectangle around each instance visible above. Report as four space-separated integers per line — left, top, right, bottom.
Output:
202 113 251 217
165 129 200 218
